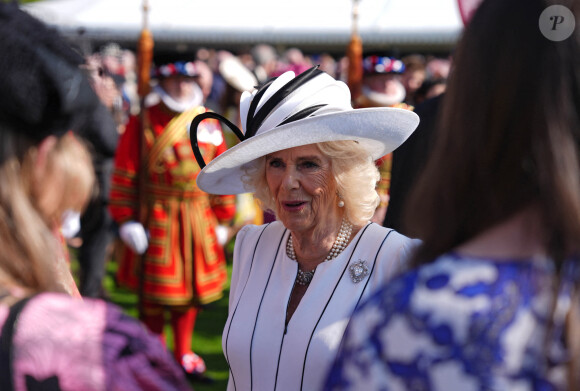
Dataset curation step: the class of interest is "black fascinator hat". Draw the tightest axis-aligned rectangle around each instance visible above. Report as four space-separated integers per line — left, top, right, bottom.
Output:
0 3 99 142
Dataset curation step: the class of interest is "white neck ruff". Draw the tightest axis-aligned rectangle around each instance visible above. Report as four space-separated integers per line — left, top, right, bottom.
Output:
361 83 406 107
153 83 203 113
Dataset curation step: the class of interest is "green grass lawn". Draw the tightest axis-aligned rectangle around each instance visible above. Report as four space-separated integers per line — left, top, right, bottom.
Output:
71 245 232 391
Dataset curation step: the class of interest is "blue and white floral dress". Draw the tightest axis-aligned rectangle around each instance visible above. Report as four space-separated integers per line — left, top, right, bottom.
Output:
325 253 577 391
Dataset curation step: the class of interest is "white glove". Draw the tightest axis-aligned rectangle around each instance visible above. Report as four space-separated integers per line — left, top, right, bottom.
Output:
61 209 81 239
119 221 149 255
215 225 229 247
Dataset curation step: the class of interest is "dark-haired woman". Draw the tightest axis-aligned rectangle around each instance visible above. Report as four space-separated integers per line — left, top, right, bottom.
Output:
325 0 580 389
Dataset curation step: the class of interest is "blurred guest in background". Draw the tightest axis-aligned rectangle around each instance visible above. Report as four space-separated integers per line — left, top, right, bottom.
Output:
383 93 443 235
194 58 218 112
0 4 191 390
251 43 279 83
413 76 447 106
355 55 413 225
217 55 264 236
75 51 121 299
356 55 408 110
314 52 338 78
218 55 258 131
272 47 312 77
426 56 451 81
400 54 427 107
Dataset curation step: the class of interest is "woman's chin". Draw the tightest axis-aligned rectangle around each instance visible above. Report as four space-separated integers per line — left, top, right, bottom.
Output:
279 215 311 233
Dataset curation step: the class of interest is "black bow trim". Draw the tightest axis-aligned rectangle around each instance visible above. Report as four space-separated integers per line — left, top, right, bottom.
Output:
189 112 244 169
277 104 328 127
245 65 323 138
245 77 277 136
190 66 324 170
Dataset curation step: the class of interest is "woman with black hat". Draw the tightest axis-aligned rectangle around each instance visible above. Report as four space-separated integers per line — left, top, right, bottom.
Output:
0 4 190 390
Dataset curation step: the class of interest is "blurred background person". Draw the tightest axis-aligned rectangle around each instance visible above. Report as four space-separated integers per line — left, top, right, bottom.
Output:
272 47 312 76
200 49 232 117
73 50 121 299
120 48 140 121
217 55 264 237
355 55 412 225
382 59 448 233
312 52 338 78
383 93 444 234
326 0 580 389
400 54 427 107
0 4 191 390
95 43 128 130
218 54 258 132
413 76 447 106
355 55 408 109
194 58 218 112
251 43 279 84
426 56 451 81
109 54 235 382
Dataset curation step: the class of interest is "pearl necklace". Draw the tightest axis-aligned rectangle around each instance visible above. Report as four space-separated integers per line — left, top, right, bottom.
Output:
286 218 353 285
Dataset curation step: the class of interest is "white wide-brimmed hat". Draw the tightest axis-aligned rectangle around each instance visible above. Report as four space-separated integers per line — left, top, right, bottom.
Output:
190 66 419 195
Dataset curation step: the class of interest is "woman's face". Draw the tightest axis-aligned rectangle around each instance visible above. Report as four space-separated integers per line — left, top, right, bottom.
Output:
266 144 338 234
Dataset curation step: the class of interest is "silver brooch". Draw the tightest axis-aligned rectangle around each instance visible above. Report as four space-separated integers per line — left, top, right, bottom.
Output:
349 260 369 283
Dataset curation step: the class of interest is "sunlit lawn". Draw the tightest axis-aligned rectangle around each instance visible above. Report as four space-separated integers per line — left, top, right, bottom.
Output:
71 242 232 391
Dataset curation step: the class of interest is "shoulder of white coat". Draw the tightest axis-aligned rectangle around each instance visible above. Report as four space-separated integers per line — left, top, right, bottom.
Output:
389 230 421 257
230 222 285 293
369 224 421 262
234 221 286 253
233 224 256 255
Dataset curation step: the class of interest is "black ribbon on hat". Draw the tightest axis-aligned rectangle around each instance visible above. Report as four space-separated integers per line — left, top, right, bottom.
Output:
190 112 244 169
189 65 324 169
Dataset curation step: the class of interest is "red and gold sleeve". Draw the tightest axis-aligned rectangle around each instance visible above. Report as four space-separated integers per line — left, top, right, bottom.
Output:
108 115 142 224
210 194 236 224
375 152 392 208
208 125 236 224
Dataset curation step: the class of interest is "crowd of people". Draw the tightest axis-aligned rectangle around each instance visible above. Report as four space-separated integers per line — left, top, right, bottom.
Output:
0 0 579 389
82 42 450 134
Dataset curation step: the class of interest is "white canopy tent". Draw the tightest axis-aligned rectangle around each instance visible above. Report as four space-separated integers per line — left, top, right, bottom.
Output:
23 0 464 55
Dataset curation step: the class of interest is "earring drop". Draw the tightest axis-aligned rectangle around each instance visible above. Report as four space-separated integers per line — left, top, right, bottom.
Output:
338 196 345 208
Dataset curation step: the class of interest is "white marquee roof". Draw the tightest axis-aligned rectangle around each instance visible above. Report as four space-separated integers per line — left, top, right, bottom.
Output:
23 0 464 53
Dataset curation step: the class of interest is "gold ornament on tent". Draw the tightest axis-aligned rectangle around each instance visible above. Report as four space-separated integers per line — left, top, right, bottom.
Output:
346 0 363 103
136 0 154 318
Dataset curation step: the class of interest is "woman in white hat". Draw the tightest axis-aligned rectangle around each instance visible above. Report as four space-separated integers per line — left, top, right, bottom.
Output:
190 65 420 391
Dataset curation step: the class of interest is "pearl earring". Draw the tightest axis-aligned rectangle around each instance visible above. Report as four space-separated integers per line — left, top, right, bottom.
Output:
337 195 345 208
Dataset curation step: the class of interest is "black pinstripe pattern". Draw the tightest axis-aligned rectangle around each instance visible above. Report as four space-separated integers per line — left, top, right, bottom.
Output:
223 223 271 391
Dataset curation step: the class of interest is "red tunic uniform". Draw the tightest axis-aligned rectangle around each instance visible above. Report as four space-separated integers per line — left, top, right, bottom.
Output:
355 99 414 212
109 103 235 306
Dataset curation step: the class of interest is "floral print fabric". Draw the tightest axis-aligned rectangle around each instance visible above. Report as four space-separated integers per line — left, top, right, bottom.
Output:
325 254 575 391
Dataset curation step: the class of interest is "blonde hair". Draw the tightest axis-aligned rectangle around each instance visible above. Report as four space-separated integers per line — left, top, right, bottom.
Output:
43 133 96 217
242 140 380 226
0 131 95 293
